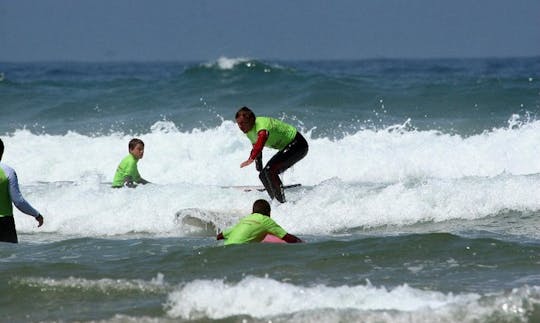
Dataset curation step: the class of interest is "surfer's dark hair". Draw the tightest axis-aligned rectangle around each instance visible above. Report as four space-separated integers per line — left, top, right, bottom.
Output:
235 106 255 120
128 138 144 150
253 199 271 216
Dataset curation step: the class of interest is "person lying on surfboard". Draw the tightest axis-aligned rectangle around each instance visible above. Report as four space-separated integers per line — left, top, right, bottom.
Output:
216 199 302 245
112 138 150 188
235 106 308 203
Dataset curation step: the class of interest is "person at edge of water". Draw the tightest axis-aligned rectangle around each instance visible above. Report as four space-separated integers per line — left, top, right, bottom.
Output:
112 138 150 188
0 138 44 243
235 106 308 203
217 199 302 245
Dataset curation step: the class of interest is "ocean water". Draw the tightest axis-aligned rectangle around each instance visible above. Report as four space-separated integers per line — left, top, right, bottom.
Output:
1 57 540 322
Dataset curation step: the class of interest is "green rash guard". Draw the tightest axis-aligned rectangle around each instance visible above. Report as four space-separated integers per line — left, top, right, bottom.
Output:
112 154 142 188
246 117 297 151
222 213 288 245
0 168 12 217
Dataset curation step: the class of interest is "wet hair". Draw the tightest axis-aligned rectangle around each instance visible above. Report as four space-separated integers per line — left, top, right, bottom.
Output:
128 138 144 150
0 138 3 159
252 199 271 216
235 106 255 120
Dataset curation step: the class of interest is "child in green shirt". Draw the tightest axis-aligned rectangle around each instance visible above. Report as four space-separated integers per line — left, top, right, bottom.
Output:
112 138 149 188
217 199 303 245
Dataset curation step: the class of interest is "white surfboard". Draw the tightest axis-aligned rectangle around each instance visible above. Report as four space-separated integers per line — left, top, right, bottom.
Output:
222 183 301 192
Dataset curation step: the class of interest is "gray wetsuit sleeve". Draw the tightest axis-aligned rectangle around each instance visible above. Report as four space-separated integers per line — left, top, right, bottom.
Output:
2 164 40 217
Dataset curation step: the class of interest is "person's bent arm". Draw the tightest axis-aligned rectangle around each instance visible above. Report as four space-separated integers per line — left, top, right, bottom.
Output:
138 178 150 185
249 130 268 161
282 233 303 243
240 130 268 168
5 166 43 227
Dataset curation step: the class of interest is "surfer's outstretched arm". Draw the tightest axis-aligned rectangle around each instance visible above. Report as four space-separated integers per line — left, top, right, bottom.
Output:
240 130 268 168
138 178 150 185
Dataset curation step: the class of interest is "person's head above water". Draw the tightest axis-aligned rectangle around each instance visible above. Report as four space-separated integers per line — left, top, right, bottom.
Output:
128 138 145 160
252 199 271 216
235 106 256 133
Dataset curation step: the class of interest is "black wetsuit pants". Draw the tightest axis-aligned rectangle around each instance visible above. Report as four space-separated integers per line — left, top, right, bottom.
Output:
0 216 18 243
259 132 308 203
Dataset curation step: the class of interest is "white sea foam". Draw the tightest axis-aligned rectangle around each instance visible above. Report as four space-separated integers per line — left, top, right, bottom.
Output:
204 56 251 70
164 276 539 322
14 273 168 294
15 275 539 322
5 118 540 185
5 118 540 237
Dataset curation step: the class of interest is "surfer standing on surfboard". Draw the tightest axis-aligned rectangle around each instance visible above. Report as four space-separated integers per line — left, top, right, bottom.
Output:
236 107 308 203
216 199 302 245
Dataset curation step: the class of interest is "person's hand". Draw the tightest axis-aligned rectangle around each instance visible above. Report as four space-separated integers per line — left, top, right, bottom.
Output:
240 159 254 168
35 214 44 228
123 176 138 188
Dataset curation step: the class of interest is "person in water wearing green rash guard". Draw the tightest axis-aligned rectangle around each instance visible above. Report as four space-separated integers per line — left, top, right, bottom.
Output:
216 199 302 245
0 138 44 243
112 138 150 188
236 106 308 203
